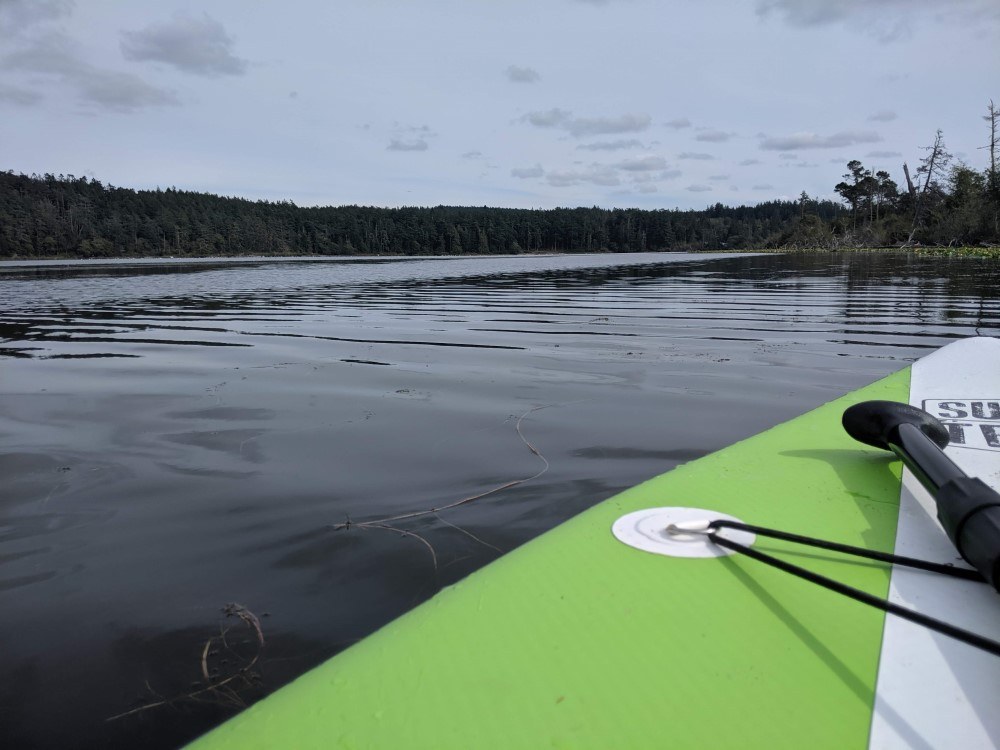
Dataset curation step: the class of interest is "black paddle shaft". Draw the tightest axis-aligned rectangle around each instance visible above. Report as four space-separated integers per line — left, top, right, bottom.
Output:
843 400 1000 591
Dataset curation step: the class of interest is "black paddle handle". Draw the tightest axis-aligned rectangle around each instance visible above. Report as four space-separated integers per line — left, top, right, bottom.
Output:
843 401 1000 591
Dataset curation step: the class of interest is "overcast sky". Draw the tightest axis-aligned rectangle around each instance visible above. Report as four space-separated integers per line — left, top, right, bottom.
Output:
1 0 997 211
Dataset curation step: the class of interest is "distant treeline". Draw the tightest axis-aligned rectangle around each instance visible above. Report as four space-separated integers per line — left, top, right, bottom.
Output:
6 108 997 261
0 170 845 259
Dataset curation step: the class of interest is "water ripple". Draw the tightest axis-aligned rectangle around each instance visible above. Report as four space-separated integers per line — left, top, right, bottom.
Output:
3 251 1000 750
3 251 998 361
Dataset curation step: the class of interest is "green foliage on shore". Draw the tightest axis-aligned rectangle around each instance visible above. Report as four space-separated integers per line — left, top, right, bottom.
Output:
0 170 844 259
775 104 1000 251
912 246 1000 259
730 246 1000 258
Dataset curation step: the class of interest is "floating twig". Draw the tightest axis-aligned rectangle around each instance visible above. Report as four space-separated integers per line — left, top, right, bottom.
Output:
223 602 265 647
107 603 266 722
334 406 550 553
360 523 439 570
434 514 503 554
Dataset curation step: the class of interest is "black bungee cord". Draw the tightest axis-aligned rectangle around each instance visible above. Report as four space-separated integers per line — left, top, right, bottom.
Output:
667 397 1000 658
667 518 1000 658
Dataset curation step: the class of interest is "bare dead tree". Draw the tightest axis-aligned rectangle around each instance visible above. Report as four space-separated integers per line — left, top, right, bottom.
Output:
902 162 917 201
906 130 952 246
982 100 999 237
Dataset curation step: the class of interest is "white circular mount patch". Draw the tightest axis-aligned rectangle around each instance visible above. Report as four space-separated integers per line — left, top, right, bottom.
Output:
611 507 755 558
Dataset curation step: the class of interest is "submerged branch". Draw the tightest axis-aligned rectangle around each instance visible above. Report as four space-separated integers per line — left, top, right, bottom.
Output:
107 603 266 722
333 405 551 555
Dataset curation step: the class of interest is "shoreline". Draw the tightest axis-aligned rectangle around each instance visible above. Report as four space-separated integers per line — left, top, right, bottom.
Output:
2 246 998 266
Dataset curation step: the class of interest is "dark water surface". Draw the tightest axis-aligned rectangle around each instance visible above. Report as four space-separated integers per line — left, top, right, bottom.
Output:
2 251 999 748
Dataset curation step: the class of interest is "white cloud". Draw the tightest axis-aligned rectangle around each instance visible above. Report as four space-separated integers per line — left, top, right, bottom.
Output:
567 113 651 137
525 108 570 127
867 109 897 122
756 0 856 26
511 164 544 178
0 82 42 105
576 139 645 151
0 0 71 33
615 156 667 171
387 138 428 151
523 108 651 138
757 0 999 28
385 123 437 152
121 13 247 76
759 130 882 150
76 68 180 110
755 0 999 42
695 130 732 142
505 65 540 83
547 165 620 187
3 33 179 112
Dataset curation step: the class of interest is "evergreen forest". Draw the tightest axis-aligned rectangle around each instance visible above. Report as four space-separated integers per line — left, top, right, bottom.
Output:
0 171 844 259
0 105 996 259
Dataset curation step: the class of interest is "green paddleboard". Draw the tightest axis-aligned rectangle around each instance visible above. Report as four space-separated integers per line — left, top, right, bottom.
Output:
188 337 1000 749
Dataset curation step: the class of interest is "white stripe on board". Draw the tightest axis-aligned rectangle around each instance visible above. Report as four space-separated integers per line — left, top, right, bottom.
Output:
869 337 1000 749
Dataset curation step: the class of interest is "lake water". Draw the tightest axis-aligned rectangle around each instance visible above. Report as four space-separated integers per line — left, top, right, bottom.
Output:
2 251 999 749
